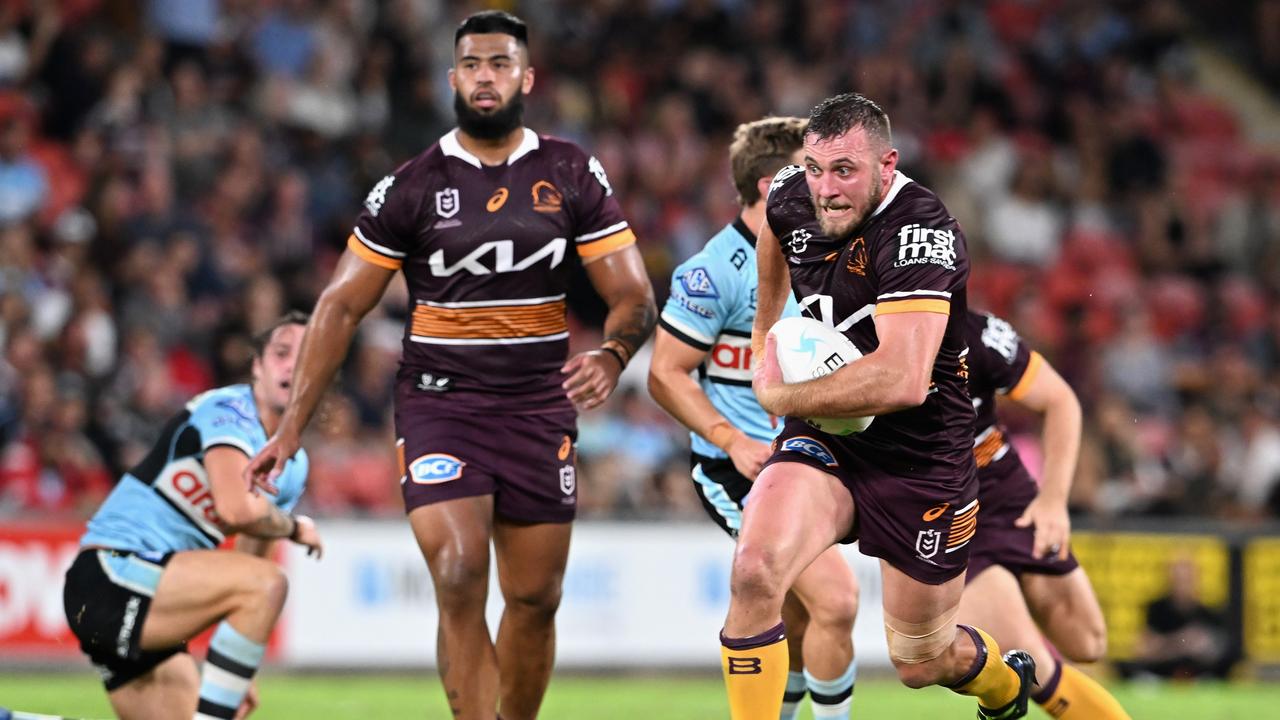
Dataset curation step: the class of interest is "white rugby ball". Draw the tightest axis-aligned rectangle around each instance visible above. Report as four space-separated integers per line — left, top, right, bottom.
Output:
768 316 875 435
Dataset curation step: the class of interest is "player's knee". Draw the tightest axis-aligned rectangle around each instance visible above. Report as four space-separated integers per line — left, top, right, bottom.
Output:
1062 623 1107 664
243 560 289 612
729 542 786 606
429 552 489 612
503 582 563 622
803 584 858 633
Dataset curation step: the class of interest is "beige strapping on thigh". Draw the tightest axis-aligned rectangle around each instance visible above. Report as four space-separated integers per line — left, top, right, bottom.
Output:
883 603 961 664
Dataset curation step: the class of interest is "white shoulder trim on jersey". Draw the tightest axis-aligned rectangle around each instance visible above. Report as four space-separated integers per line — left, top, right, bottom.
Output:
204 435 255 457
877 289 952 300
576 221 629 243
870 170 913 219
659 310 715 346
440 128 540 168
353 226 407 258
421 294 565 309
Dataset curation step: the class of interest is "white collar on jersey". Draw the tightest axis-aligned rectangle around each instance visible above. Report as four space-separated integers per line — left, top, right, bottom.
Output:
870 170 913 219
440 128 540 169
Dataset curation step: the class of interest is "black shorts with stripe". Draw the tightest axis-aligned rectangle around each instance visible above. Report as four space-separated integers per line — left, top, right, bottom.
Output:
63 548 187 691
690 453 753 538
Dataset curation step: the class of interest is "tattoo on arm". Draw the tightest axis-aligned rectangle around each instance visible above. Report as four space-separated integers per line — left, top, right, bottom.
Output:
237 504 296 539
605 301 657 358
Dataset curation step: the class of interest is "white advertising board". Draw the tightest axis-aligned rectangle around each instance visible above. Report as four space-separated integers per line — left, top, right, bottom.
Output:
281 520 890 669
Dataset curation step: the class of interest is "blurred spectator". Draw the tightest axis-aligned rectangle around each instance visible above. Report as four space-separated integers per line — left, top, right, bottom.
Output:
301 392 398 516
0 116 48 224
1123 557 1236 680
983 151 1063 266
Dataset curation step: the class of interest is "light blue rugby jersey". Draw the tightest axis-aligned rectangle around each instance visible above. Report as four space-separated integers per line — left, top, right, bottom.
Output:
81 384 308 554
659 218 799 459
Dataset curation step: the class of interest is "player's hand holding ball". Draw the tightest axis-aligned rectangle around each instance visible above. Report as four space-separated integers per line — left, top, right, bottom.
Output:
757 317 875 435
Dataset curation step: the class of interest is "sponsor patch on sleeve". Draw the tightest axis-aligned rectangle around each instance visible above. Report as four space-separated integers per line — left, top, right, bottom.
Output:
679 267 719 298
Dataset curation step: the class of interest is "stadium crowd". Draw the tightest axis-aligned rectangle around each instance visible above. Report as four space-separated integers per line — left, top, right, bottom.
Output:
0 0 1277 523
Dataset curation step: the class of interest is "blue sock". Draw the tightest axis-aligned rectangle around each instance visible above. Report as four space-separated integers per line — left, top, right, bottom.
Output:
781 670 807 720
806 658 856 719
196 622 266 719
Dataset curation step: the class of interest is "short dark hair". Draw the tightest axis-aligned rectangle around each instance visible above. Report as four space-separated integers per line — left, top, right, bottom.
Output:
455 10 528 47
251 310 310 356
806 93 891 148
730 117 808 206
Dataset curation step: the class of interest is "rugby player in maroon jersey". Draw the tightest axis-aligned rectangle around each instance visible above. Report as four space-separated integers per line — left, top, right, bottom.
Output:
245 12 655 720
721 93 1035 720
957 310 1130 719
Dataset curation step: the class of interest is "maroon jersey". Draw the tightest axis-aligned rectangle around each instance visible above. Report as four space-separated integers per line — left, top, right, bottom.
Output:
963 310 1044 487
348 129 635 413
765 167 976 476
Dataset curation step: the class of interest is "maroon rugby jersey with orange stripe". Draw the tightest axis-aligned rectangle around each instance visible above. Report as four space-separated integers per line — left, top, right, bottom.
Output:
963 310 1043 482
765 167 976 476
349 128 635 413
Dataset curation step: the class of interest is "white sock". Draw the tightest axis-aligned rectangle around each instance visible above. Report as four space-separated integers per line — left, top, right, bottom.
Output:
806 658 856 719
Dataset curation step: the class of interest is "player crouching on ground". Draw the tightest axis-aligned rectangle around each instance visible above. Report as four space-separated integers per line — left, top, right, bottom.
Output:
63 312 322 720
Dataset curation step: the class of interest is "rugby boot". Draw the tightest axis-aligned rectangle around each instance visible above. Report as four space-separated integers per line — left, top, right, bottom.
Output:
976 650 1036 720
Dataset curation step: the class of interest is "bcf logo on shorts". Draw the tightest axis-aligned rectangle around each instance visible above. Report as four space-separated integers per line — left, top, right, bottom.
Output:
409 454 465 484
780 437 838 467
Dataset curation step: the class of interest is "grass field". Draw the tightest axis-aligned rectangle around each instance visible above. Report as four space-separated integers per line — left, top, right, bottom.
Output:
2 672 1277 719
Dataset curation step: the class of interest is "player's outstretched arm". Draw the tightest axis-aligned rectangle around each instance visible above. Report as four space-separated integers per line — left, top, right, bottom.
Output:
210 446 324 557
751 220 791 363
1008 356 1082 560
756 310 947 419
564 245 656 410
245 251 395 491
648 328 772 480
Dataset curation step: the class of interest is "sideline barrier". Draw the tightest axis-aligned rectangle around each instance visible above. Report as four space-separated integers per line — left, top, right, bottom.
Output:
0 520 1273 669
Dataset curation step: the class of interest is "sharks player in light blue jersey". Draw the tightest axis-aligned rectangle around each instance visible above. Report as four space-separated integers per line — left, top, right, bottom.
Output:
648 117 859 720
63 312 322 720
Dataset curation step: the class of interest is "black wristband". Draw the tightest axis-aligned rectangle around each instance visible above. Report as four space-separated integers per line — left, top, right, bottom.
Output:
601 345 627 370
287 514 301 542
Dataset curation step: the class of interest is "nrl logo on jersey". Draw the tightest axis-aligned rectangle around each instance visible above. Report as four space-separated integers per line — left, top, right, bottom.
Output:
894 223 957 270
435 187 461 219
364 175 395 217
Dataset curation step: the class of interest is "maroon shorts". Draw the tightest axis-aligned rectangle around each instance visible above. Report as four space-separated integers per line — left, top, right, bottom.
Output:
395 388 578 523
762 419 979 585
964 454 1079 583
